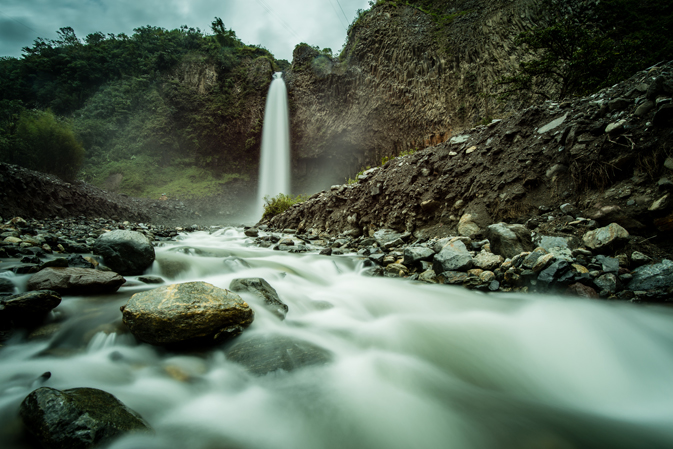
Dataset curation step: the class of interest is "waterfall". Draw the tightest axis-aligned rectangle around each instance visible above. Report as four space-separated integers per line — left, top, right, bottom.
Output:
257 72 291 219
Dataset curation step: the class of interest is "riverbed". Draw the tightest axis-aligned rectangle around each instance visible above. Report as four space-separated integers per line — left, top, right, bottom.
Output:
2 227 673 449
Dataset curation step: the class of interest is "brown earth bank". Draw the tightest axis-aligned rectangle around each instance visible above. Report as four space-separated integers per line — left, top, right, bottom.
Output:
0 163 258 227
262 62 673 263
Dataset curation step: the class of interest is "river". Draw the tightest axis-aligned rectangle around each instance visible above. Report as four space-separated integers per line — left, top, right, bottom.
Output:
2 227 673 449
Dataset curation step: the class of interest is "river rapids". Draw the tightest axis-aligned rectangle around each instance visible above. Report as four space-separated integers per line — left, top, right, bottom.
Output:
1 228 673 449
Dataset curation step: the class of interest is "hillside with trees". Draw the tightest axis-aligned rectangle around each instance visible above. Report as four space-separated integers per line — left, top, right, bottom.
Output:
0 19 289 196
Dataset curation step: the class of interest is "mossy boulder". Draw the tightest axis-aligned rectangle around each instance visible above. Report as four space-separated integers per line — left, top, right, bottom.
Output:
121 281 254 347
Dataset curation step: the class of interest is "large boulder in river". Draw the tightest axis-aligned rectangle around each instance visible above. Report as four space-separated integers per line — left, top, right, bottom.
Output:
93 230 155 275
0 290 61 328
20 386 151 449
225 334 331 376
486 223 534 259
27 267 125 295
121 281 254 347
229 278 288 320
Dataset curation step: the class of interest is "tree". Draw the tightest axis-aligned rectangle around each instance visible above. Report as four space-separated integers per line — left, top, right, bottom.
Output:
11 110 85 181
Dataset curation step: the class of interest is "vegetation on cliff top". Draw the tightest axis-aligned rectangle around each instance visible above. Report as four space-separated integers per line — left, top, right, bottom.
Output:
0 19 286 196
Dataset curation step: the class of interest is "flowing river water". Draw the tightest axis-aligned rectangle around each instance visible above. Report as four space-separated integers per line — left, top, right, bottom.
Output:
2 228 673 449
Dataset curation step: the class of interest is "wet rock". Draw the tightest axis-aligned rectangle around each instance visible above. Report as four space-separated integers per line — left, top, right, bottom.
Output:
0 277 14 293
244 228 259 237
630 251 651 267
93 230 155 275
385 263 409 277
595 273 619 294
472 250 504 271
582 223 629 251
403 247 435 266
595 255 619 273
433 240 473 273
27 268 125 295
373 229 404 248
66 254 96 269
40 258 69 269
229 277 288 320
567 282 599 299
0 290 61 327
418 269 437 283
20 386 151 449
121 281 254 347
538 260 570 285
225 335 331 376
439 271 469 285
522 248 548 269
628 259 673 291
138 275 164 284
486 223 534 259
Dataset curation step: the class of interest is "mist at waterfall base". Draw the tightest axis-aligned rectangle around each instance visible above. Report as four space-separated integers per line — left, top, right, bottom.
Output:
256 72 291 219
2 229 673 449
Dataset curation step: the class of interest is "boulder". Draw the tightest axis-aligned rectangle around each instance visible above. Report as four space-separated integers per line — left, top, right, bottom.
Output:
27 268 125 295
229 278 288 320
472 251 504 271
0 277 14 293
225 335 331 376
373 229 404 248
403 247 435 266
628 259 673 291
93 230 155 275
121 281 254 347
0 290 61 327
582 223 629 251
20 387 151 449
486 223 534 259
433 240 473 273
457 214 481 238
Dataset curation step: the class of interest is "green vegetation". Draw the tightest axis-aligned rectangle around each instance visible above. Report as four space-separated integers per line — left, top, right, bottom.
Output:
0 108 84 181
346 148 418 184
262 193 308 220
497 0 673 100
0 18 286 193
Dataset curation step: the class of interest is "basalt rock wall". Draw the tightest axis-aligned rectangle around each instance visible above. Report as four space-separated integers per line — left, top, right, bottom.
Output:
286 0 546 191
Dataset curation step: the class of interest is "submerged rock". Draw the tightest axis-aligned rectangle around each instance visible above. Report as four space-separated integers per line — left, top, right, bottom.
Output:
20 386 151 449
225 334 331 376
121 281 254 347
93 230 155 275
27 267 125 295
0 290 61 328
229 277 288 320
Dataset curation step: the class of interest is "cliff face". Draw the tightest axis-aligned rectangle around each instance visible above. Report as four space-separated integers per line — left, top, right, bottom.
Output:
286 0 545 190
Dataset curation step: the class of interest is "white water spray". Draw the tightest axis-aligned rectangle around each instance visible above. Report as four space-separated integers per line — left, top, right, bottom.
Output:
257 72 290 218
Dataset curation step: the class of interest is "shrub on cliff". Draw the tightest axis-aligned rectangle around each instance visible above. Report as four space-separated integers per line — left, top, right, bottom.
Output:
3 109 85 181
262 193 308 220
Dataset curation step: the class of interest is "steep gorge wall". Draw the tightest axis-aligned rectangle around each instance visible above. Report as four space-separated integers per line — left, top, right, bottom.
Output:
286 0 545 190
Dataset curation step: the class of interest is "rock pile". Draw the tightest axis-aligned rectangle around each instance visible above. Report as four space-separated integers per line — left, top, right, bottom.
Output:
250 216 672 301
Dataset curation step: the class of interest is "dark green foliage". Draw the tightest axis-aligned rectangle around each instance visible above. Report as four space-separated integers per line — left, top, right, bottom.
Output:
1 109 85 181
262 193 308 220
497 0 673 100
0 18 285 196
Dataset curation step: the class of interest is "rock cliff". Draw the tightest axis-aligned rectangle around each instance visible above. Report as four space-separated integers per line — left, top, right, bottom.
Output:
286 0 547 189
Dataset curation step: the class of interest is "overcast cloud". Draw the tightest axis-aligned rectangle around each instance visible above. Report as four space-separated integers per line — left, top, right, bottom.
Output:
0 0 371 61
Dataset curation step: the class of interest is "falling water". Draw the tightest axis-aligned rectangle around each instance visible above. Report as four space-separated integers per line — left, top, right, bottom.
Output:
257 72 291 218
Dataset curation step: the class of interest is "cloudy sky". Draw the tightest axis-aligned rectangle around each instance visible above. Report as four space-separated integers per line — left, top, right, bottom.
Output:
0 0 371 61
